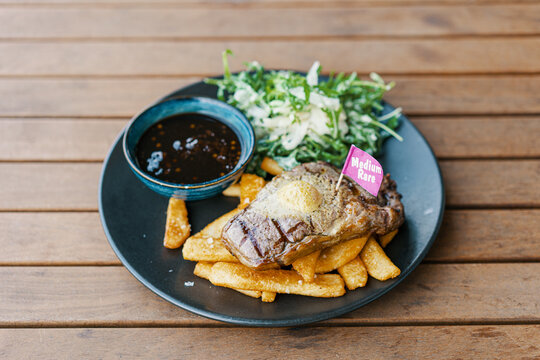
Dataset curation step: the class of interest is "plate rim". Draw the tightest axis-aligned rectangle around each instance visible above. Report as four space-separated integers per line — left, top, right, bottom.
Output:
98 80 445 327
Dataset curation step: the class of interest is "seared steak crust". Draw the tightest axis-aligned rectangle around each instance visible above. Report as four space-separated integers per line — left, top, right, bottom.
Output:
221 162 404 270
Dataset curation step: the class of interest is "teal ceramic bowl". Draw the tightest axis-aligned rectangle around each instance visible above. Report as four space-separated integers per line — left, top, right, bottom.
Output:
123 97 255 200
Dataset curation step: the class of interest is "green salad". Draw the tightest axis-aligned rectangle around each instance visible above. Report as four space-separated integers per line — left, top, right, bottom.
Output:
205 50 402 176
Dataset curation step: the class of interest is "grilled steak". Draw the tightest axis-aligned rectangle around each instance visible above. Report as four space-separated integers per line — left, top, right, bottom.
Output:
221 161 404 270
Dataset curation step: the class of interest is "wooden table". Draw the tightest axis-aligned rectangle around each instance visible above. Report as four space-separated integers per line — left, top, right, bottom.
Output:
1 1 539 358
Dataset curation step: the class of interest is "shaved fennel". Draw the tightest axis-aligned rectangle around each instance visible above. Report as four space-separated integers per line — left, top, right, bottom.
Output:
205 50 402 176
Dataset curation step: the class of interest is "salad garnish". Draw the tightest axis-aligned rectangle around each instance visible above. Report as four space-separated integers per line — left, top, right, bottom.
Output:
205 50 402 176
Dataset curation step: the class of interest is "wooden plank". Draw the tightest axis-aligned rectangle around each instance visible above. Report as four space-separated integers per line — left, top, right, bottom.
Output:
2 39 540 76
1 326 539 359
0 6 538 39
0 264 538 326
0 160 537 210
0 78 193 118
0 163 101 211
441 160 540 208
388 76 540 115
0 210 537 265
426 209 540 262
0 212 119 265
1 117 538 161
0 119 126 161
412 116 540 159
0 76 538 117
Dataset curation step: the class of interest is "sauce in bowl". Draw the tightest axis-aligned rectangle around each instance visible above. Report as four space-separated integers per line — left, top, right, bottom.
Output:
135 113 241 184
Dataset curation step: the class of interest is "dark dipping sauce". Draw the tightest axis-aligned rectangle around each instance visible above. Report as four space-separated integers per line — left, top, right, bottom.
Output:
135 113 241 184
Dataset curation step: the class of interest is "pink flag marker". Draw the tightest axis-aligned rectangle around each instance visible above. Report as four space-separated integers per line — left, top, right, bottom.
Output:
335 145 384 197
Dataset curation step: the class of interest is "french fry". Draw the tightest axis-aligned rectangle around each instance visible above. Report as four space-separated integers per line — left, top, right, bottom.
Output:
239 174 266 209
261 157 283 176
315 236 369 274
337 256 368 290
182 208 241 262
209 262 346 298
182 235 239 263
292 250 320 283
379 229 398 248
261 291 277 303
222 183 241 197
163 198 190 249
194 262 261 298
360 237 401 281
193 261 214 278
235 289 263 299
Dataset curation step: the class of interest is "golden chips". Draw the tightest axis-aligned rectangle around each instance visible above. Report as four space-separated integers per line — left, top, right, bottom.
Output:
163 198 190 249
194 262 261 298
239 174 266 209
360 237 401 281
209 262 346 298
315 236 369 274
379 229 398 248
164 163 401 302
292 250 320 283
222 183 241 197
182 235 238 263
261 157 283 176
337 256 368 290
261 291 277 303
182 209 240 262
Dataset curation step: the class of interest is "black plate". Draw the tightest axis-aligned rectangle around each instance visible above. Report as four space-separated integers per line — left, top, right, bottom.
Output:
99 79 445 327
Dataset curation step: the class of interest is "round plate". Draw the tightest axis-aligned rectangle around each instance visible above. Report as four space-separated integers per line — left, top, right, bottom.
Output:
99 79 445 327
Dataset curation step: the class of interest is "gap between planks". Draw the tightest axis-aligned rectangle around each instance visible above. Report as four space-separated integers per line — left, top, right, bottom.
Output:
1 156 540 163
1 320 540 329
1 35 540 42
1 113 539 119
2 71 540 78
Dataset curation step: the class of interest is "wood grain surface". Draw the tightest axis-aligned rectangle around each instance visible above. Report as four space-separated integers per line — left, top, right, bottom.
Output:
0 163 101 210
1 326 539 359
426 210 540 262
1 117 538 161
0 119 125 161
1 160 537 210
1 76 538 117
1 210 538 265
412 116 540 159
0 264 539 326
2 39 540 76
1 6 538 38
1 0 538 357
0 212 118 265
442 160 540 207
